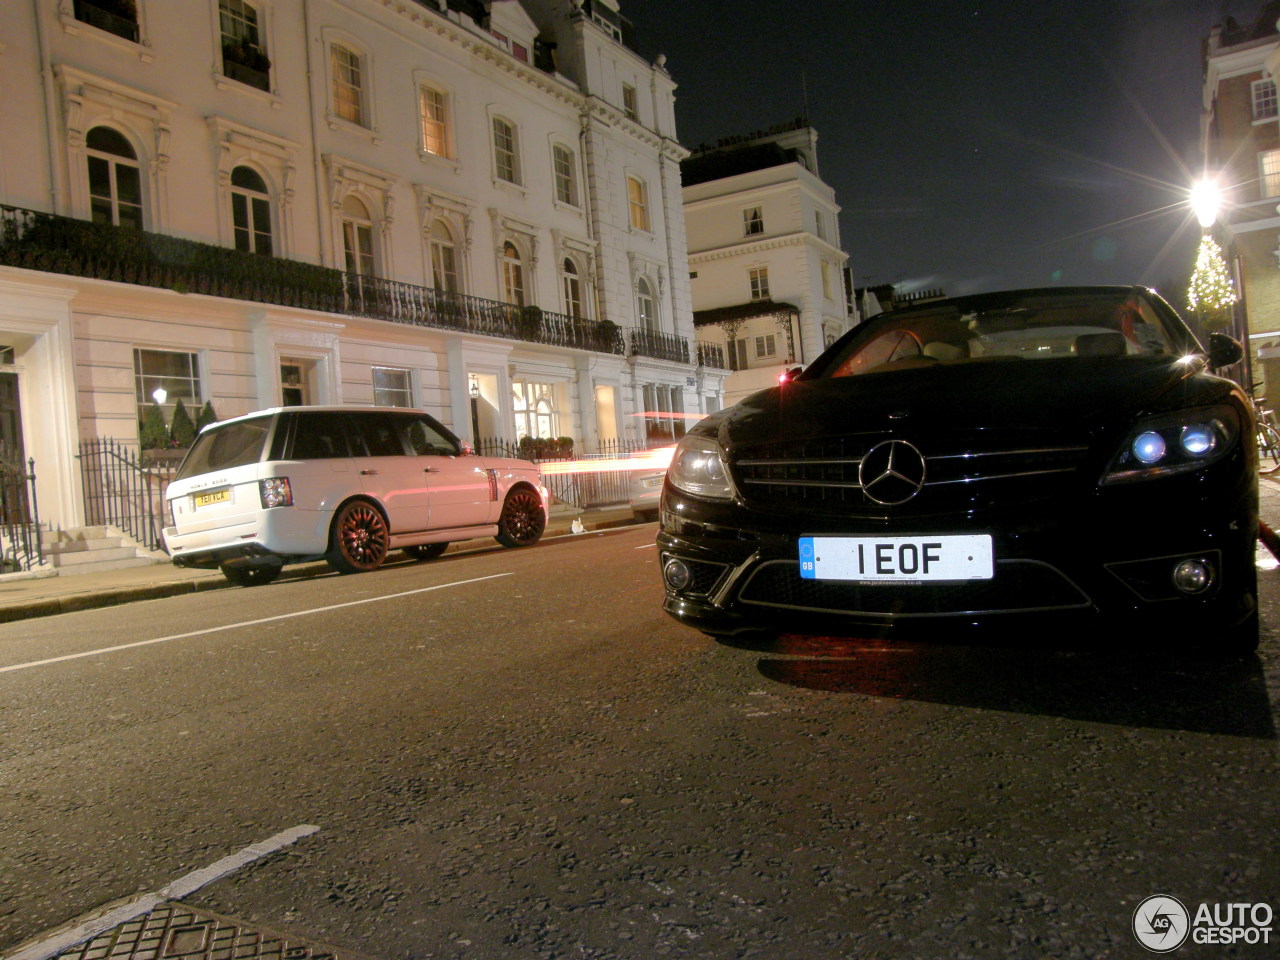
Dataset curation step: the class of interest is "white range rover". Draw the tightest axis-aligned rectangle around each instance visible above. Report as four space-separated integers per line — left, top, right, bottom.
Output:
163 406 548 586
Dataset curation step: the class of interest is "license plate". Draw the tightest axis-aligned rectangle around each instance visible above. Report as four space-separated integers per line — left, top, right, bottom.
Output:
193 488 231 509
799 535 993 582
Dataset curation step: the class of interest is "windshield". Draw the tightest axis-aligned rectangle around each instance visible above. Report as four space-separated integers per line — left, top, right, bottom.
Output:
815 291 1194 379
176 419 270 480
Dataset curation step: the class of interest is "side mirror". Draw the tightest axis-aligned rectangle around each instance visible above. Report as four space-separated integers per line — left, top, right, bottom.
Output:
459 440 475 456
1206 332 1243 370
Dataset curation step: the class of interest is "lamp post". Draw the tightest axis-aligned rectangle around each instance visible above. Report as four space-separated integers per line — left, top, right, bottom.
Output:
1188 177 1250 391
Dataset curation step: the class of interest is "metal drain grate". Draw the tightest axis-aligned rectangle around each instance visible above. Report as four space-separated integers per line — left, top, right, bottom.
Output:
52 903 371 960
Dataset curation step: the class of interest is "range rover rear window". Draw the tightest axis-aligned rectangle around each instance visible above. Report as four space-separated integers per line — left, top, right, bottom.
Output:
176 420 270 479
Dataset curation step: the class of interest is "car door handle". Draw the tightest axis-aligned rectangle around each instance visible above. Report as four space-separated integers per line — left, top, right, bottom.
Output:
360 469 378 475
424 467 440 473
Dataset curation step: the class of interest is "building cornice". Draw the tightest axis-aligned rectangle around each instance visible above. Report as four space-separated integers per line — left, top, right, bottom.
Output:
689 232 848 263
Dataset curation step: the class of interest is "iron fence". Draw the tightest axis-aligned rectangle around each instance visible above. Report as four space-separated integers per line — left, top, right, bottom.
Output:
474 437 650 510
78 438 176 553
0 451 41 572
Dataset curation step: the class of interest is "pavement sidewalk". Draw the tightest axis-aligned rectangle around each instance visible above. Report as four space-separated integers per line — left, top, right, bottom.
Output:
0 504 642 624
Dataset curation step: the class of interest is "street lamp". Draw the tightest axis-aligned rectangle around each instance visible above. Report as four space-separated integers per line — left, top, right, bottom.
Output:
1191 177 1221 229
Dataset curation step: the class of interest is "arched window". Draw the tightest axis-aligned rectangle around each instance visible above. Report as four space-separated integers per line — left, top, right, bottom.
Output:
341 196 375 276
86 127 143 229
501 241 524 306
230 166 272 255
561 258 584 319
637 276 657 331
429 219 458 293
627 176 648 231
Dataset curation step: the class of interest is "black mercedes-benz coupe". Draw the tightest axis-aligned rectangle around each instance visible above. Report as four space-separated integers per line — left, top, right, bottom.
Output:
657 286 1260 654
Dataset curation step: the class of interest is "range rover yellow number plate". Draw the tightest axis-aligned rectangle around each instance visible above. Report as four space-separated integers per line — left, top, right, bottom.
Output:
193 489 231 508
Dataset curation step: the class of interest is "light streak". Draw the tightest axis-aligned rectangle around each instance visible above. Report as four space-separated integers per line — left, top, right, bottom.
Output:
539 446 675 476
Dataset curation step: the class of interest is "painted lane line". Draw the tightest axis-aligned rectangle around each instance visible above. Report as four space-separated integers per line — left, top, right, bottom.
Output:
0 573 511 676
3 825 320 960
634 542 657 549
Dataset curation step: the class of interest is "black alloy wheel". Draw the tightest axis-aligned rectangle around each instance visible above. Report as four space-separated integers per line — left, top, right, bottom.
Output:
220 563 282 587
327 500 390 573
404 542 449 561
496 488 545 548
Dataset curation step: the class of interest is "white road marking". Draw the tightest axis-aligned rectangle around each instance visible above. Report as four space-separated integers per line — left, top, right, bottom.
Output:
0 574 511 676
634 542 657 549
3 825 320 960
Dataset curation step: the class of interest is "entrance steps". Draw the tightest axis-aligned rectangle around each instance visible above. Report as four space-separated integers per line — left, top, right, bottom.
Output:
42 525 164 576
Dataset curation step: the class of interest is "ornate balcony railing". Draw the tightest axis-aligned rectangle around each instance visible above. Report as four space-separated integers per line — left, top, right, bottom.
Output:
696 341 726 369
0 205 626 356
74 0 140 42
630 327 690 363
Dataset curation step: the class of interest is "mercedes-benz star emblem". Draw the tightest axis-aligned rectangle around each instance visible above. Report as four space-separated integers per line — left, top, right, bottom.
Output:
859 439 927 505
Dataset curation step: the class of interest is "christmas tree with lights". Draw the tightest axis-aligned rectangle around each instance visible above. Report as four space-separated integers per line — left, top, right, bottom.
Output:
1187 234 1238 332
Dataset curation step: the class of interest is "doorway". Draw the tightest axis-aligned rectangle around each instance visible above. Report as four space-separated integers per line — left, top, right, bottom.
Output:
0 370 23 462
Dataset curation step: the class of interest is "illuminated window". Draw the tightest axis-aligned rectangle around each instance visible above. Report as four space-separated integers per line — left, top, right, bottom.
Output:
501 241 525 306
331 44 364 126
419 85 449 157
372 367 412 407
513 380 558 440
1262 150 1280 199
134 348 200 428
749 266 769 301
627 176 648 231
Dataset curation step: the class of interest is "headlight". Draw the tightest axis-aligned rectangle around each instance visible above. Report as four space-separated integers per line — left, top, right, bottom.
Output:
1102 405 1239 484
668 435 736 499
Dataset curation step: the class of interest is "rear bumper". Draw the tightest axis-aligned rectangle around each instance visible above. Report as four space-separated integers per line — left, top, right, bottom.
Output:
163 509 329 568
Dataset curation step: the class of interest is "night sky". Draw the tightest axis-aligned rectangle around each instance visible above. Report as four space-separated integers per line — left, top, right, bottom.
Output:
631 0 1265 304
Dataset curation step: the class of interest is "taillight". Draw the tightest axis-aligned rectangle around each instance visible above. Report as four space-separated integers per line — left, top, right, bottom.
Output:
260 477 293 508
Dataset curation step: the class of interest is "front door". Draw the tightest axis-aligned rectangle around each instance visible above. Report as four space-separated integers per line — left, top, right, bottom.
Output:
0 372 23 462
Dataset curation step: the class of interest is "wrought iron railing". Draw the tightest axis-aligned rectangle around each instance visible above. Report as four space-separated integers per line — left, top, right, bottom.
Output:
78 438 176 553
475 437 650 509
696 341 726 369
0 205 628 357
631 328 690 363
0 452 41 572
73 0 140 42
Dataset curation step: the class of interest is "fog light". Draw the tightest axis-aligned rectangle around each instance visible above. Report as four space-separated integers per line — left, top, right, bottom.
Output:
663 557 692 591
1172 559 1212 594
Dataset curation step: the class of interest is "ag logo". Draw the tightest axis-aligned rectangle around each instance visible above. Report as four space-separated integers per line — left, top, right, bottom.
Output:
1133 895 1190 953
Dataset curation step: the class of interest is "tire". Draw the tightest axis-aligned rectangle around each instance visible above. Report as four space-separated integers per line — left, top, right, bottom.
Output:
404 542 448 561
495 487 545 548
221 563 282 587
1257 422 1280 473
327 500 390 573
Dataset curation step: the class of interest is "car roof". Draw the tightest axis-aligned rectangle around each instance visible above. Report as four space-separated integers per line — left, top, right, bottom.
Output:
876 284 1154 319
201 405 428 430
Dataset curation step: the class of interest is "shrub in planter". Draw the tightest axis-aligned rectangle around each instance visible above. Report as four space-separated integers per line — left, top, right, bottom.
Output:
196 401 218 431
170 399 197 448
139 404 168 450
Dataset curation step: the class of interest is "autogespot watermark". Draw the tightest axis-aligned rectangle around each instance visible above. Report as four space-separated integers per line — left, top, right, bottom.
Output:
1132 895 1274 953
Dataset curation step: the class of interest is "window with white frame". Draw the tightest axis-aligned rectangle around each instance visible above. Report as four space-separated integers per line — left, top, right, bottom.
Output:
730 339 749 371
637 276 657 330
743 206 763 236
501 241 525 306
513 380 559 440
429 219 458 293
372 366 413 407
622 83 638 121
87 126 143 229
1263 150 1280 199
562 258 585 318
1254 79 1278 122
749 266 770 301
134 348 201 429
230 165 272 255
821 260 835 299
755 334 777 359
642 383 684 441
627 176 648 231
553 145 578 206
219 0 269 91
493 117 520 183
419 85 450 157
341 195 375 276
330 43 365 126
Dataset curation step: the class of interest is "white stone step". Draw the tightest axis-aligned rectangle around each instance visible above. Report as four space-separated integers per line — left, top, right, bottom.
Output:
48 545 142 568
55 555 159 576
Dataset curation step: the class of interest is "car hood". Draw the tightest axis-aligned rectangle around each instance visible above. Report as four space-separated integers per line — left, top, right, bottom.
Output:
712 357 1223 447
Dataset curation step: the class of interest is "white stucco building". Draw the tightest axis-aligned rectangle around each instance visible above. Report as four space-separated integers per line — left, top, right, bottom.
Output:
0 0 725 538
681 121 854 407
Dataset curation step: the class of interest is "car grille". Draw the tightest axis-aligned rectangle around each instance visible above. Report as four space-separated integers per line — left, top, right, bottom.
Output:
732 430 1090 517
737 559 1090 618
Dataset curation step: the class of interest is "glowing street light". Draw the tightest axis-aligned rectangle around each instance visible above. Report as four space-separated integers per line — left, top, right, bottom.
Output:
1191 177 1221 229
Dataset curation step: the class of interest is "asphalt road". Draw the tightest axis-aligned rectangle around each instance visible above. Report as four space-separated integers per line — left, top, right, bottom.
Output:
0 526 1277 959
